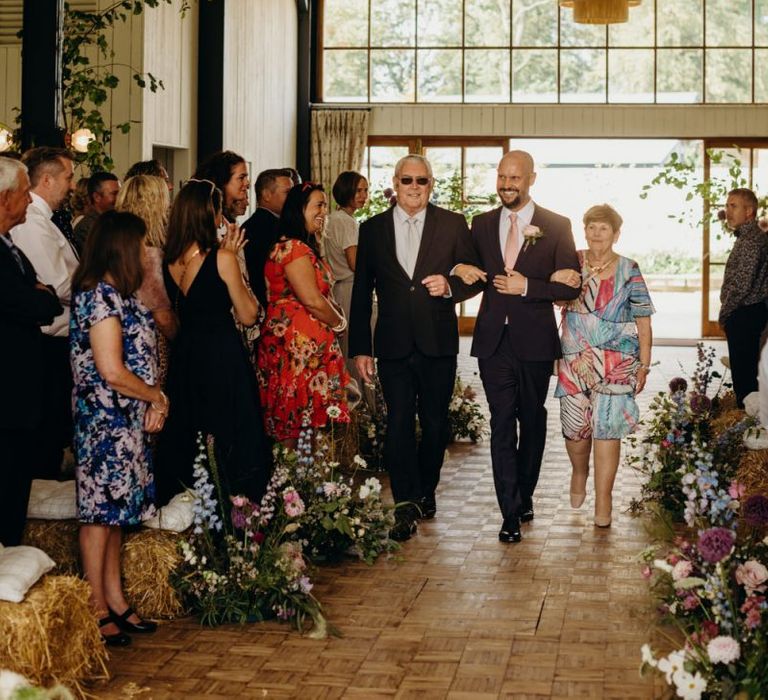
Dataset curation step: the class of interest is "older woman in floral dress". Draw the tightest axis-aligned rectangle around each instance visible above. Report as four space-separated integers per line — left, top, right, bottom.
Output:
553 204 654 527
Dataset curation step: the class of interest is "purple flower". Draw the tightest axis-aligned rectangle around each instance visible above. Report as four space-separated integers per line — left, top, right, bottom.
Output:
689 392 712 415
742 495 768 527
669 377 688 394
697 527 735 563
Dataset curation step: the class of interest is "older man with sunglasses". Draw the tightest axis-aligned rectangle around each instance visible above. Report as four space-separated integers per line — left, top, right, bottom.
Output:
349 154 478 541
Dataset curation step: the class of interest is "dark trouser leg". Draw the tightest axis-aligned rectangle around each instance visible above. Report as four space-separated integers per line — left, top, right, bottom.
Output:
516 360 553 512
35 335 73 479
479 330 522 521
0 428 34 545
725 302 768 408
414 353 457 499
378 356 419 504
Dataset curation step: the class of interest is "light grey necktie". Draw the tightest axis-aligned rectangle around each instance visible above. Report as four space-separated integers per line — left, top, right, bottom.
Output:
404 217 420 278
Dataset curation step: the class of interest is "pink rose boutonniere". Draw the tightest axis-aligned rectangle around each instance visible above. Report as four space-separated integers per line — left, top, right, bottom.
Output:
522 224 544 252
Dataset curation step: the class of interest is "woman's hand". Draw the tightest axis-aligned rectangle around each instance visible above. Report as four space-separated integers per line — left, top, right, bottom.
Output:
453 264 487 285
220 223 246 253
550 268 582 288
144 406 166 433
635 367 649 394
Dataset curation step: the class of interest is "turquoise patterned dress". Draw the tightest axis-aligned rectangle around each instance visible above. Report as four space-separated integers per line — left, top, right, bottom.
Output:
555 253 655 440
70 282 158 525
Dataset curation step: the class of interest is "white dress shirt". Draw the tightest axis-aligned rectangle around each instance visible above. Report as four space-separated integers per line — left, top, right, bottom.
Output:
499 199 535 299
11 192 79 336
394 204 426 278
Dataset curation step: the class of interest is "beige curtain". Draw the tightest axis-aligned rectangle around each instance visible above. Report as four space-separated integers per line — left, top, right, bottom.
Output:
310 109 369 193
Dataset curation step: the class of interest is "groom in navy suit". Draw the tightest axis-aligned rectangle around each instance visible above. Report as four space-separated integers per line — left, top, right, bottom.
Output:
457 151 580 543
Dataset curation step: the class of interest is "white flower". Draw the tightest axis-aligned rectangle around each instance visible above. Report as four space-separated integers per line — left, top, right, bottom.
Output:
326 405 342 419
364 477 382 494
654 558 674 573
359 484 371 499
707 635 740 664
640 643 657 667
367 424 376 438
657 649 686 684
672 669 707 700
353 454 368 468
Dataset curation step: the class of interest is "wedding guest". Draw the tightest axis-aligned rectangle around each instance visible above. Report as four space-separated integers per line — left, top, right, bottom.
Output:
0 158 62 545
325 171 368 378
125 159 174 195
719 188 768 408
258 183 351 447
156 179 271 505
553 204 654 527
194 151 250 222
73 172 121 250
71 177 91 229
70 210 165 646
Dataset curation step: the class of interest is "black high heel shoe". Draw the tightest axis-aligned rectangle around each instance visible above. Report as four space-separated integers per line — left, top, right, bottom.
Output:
99 615 131 647
108 606 158 634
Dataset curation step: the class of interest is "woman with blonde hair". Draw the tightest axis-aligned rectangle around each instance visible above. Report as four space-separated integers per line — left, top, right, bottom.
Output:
116 175 178 347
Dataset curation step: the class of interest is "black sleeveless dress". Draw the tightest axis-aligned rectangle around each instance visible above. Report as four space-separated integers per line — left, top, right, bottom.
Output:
155 248 271 505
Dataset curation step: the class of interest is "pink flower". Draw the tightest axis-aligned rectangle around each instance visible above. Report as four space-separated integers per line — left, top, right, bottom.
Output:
728 481 746 500
740 595 765 629
283 489 305 517
735 560 768 594
682 594 699 610
668 554 680 565
671 560 693 581
707 635 740 664
641 565 652 580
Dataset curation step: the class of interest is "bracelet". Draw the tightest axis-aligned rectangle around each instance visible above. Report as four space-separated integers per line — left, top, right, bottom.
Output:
332 317 347 333
637 363 651 373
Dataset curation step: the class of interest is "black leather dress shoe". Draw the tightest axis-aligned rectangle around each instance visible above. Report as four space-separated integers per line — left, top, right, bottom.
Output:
109 606 158 634
520 509 534 523
99 615 131 647
390 517 417 542
419 496 437 520
498 518 522 543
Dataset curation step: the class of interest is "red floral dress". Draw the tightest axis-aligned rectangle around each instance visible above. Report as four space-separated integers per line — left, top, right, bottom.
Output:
258 239 351 440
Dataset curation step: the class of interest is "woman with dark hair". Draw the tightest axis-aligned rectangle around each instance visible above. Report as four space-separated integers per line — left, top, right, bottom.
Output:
70 210 166 646
194 150 250 221
258 183 351 445
155 179 270 505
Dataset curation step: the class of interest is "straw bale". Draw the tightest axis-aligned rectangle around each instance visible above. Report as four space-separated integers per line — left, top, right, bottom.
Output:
713 391 738 417
122 529 186 620
0 575 108 698
711 409 747 437
737 448 768 496
21 520 80 575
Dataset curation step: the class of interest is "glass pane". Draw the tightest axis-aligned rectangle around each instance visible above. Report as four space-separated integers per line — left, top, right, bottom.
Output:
371 49 415 101
417 49 462 102
366 146 410 194
465 49 510 102
560 49 606 102
608 49 654 103
465 147 503 202
706 0 751 47
758 0 768 46
754 149 768 200
512 0 557 47
756 49 768 102
323 50 368 102
609 1 654 47
657 49 702 103
424 147 462 205
512 49 557 102
465 0 510 47
371 0 415 47
710 147 751 217
323 0 368 47
560 7 606 47
657 0 702 47
705 49 752 102
418 0 462 47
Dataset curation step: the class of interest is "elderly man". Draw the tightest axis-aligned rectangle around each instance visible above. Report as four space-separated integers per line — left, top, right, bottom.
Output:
349 154 478 541
72 171 121 251
12 147 78 478
0 157 63 544
720 187 768 407
241 168 294 309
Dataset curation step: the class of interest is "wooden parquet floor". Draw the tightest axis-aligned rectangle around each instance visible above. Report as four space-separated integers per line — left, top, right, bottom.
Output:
95 342 715 699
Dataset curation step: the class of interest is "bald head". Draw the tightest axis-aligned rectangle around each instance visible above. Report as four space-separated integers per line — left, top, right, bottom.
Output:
497 150 536 210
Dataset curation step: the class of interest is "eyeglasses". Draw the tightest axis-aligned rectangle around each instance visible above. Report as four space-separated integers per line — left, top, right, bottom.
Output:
398 176 431 186
186 178 217 194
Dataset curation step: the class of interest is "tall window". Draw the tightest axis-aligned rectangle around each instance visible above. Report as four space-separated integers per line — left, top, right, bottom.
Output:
321 0 768 104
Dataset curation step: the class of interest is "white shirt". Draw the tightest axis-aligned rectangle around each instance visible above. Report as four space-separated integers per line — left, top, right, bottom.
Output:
394 204 426 278
11 192 79 336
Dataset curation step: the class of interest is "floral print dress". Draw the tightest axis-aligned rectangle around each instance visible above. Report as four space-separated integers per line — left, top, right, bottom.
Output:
258 239 350 440
70 282 158 525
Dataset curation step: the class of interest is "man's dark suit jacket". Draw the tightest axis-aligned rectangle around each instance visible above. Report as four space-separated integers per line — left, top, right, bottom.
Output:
241 207 280 310
349 203 478 360
0 237 63 430
470 205 580 361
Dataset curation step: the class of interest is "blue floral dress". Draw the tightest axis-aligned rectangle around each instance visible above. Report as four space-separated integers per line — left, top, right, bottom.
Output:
70 282 158 525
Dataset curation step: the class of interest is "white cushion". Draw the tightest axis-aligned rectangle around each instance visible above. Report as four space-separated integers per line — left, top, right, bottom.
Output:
0 546 55 603
26 479 77 520
744 392 760 418
143 491 195 533
745 427 768 451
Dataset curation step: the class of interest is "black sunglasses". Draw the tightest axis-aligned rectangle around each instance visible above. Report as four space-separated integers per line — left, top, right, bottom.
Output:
398 176 431 186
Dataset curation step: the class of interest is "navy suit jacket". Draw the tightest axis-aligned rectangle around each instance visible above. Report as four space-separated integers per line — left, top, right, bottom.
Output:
469 204 580 361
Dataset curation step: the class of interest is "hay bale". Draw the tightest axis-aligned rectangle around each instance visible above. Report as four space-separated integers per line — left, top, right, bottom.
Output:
22 520 80 575
713 390 738 417
738 449 768 496
122 529 185 620
0 575 108 698
711 408 747 436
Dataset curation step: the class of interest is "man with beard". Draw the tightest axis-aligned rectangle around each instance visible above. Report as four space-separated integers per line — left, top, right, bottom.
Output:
454 150 580 543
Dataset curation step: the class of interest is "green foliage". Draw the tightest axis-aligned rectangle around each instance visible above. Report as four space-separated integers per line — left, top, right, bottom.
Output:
630 250 701 275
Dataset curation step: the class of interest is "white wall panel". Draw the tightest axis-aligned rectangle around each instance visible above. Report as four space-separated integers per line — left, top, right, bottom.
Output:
0 45 20 127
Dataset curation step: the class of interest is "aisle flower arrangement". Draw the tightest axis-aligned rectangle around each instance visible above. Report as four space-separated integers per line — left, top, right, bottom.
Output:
448 374 488 443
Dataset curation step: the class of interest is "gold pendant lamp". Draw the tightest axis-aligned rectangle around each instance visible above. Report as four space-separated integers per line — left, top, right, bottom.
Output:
559 0 640 25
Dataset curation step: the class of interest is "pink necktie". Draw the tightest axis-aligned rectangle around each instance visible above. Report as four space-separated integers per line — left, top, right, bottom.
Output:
504 212 519 271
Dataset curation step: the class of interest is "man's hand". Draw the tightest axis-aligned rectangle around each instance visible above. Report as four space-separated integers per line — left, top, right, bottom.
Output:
354 355 376 385
550 268 582 288
453 264 487 285
422 274 450 297
493 271 526 295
